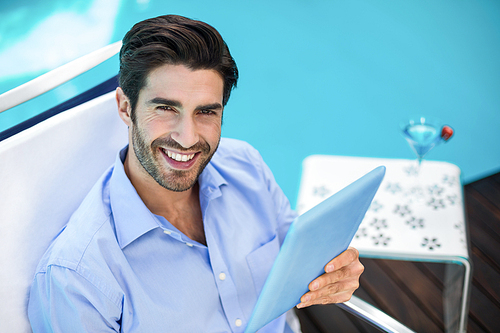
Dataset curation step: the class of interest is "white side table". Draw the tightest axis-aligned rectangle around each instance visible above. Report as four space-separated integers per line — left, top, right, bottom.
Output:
296 155 472 333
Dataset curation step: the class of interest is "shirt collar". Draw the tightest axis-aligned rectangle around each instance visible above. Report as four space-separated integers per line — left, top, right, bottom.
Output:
198 160 227 198
110 146 160 249
109 145 227 249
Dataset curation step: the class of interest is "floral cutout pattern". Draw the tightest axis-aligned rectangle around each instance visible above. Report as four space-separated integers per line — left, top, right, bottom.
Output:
386 183 402 194
312 185 330 198
427 197 446 210
443 175 458 187
370 200 383 212
394 204 412 217
355 227 368 239
404 164 419 176
406 216 425 229
372 233 391 246
369 218 388 230
428 184 445 196
421 237 441 250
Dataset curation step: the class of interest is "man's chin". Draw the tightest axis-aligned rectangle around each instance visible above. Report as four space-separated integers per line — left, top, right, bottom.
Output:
155 169 200 192
162 179 197 192
150 145 217 192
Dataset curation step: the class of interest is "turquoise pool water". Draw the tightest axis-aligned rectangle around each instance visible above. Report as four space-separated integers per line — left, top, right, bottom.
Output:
1 0 499 206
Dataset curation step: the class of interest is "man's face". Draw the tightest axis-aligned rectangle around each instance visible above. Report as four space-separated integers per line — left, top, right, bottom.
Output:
127 64 224 192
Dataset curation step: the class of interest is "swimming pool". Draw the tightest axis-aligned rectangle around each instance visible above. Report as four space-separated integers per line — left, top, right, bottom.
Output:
1 0 499 206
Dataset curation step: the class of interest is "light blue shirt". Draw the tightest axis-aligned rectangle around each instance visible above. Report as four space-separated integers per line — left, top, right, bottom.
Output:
28 138 298 332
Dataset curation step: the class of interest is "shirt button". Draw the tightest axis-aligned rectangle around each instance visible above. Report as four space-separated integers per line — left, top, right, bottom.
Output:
163 230 172 235
218 272 226 281
235 319 242 327
185 242 194 247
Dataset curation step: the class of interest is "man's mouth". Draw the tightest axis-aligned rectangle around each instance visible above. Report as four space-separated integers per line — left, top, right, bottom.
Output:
162 148 197 162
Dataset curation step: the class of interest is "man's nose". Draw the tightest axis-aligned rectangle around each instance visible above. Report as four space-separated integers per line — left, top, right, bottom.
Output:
170 115 199 148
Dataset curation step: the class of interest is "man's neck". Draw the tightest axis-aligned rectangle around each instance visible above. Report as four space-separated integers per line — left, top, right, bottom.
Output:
123 152 207 245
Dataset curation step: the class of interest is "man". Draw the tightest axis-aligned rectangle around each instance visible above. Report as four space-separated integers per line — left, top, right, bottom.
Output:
28 15 363 332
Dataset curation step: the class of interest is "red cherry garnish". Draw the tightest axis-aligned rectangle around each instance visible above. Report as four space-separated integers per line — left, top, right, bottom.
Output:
441 125 454 141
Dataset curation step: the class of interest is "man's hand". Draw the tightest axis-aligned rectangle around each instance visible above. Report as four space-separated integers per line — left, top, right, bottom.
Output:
296 247 364 308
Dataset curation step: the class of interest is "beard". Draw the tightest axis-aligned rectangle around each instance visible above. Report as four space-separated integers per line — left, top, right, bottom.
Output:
131 124 219 192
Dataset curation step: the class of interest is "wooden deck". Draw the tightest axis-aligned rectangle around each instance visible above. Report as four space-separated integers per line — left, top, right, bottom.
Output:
296 172 500 332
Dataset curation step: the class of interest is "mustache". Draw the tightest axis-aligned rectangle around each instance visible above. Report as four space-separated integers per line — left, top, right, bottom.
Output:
151 137 211 154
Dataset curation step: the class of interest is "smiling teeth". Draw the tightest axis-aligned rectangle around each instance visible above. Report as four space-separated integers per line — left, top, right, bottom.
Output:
165 150 195 162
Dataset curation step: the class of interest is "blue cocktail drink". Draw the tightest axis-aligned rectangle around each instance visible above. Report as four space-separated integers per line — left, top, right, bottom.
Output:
401 117 453 165
402 122 441 164
400 116 454 201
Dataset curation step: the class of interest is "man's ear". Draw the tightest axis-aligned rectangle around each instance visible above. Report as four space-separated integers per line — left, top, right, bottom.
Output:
116 87 132 127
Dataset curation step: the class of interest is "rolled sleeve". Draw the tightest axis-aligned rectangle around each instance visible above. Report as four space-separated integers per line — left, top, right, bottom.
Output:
257 151 298 245
28 265 122 333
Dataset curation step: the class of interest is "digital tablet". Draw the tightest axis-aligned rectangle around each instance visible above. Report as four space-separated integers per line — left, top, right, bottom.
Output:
244 166 385 333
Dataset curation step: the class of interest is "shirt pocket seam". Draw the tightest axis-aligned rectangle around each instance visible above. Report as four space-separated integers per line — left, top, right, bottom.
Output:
245 234 280 295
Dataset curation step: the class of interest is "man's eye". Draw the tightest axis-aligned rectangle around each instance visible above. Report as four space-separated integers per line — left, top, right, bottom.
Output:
157 105 174 111
199 109 215 115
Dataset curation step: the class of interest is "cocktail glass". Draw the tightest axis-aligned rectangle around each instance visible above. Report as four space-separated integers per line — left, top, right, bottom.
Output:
400 116 453 199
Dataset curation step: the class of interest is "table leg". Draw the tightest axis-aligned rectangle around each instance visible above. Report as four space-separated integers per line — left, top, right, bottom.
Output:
443 259 472 333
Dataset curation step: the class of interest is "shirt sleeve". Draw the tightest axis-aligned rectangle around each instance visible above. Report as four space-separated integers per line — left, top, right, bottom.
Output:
28 264 122 333
255 150 299 246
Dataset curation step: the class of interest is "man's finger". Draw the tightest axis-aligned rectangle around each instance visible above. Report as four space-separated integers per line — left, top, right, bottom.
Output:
297 279 359 308
311 257 363 291
324 247 359 273
301 276 360 303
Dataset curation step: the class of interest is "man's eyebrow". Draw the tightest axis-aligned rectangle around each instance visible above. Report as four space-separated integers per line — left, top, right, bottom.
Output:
147 98 222 111
147 98 182 107
196 103 223 111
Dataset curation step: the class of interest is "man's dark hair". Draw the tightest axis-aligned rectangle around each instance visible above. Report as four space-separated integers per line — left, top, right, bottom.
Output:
119 15 238 121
